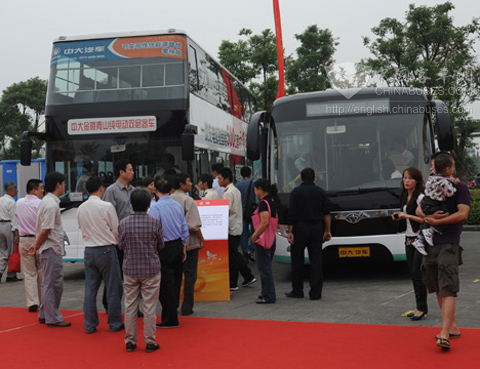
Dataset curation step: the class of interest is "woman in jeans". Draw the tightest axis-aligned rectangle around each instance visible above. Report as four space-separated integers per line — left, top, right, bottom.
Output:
251 179 278 304
393 167 428 321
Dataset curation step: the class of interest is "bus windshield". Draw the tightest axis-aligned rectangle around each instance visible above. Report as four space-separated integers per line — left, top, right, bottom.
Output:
49 133 182 200
274 113 432 193
47 35 187 105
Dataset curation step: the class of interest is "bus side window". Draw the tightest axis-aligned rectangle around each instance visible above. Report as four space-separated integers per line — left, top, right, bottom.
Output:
188 45 199 92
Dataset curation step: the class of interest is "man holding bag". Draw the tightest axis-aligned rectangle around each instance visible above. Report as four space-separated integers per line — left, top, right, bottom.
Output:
0 181 20 283
251 179 278 304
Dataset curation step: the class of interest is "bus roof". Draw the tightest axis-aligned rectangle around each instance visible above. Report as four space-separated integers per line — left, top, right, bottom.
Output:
273 87 428 107
51 28 256 99
53 28 187 43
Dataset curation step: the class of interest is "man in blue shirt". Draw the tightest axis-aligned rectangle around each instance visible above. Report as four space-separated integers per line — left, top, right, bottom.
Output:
236 166 256 263
149 176 188 328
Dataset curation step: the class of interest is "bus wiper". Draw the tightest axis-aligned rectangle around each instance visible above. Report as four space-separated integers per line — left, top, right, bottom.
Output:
60 202 82 213
357 187 400 199
327 187 399 199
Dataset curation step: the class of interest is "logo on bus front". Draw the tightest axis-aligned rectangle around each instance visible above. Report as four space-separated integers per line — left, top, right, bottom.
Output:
344 212 369 224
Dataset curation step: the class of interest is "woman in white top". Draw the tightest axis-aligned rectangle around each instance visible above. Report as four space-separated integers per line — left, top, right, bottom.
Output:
392 167 428 321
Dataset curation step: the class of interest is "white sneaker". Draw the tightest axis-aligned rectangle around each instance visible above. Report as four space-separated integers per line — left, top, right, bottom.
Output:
423 228 434 247
412 239 428 256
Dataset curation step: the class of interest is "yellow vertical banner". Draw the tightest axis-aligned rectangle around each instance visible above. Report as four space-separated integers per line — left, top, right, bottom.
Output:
181 199 230 301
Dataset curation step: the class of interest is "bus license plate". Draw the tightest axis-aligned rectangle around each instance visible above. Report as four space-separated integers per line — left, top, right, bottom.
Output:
338 247 370 258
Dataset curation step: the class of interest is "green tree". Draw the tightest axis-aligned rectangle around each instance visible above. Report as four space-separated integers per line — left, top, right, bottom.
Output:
247 29 279 111
0 77 47 159
219 28 279 111
286 25 338 93
218 29 257 85
360 2 480 179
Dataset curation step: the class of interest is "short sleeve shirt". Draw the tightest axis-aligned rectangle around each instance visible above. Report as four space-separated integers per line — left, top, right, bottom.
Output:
36 193 65 256
433 181 470 245
257 195 277 218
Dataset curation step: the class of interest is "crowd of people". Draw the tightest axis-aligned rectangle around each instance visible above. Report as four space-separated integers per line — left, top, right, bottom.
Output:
0 151 470 352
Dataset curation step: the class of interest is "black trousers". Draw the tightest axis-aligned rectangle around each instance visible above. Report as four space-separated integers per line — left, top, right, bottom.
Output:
405 238 428 313
228 235 254 288
181 248 199 315
158 239 184 326
291 222 324 299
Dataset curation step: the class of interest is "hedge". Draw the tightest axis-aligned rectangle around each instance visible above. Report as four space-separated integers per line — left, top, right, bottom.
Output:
465 189 480 225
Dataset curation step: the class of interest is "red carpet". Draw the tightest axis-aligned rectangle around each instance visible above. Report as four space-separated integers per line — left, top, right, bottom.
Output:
1 306 480 368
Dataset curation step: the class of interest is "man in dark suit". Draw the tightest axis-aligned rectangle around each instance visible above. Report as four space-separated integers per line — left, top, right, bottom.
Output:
286 167 331 300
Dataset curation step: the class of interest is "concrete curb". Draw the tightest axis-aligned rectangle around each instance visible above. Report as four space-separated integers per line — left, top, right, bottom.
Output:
464 225 480 231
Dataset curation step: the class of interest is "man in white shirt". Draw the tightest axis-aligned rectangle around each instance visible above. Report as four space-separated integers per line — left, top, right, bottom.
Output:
29 172 71 327
197 174 220 200
0 181 20 283
15 179 44 311
217 167 256 291
77 176 123 334
211 163 225 198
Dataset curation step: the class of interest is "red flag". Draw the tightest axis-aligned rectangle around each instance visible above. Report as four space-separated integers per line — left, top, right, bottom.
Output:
273 0 285 99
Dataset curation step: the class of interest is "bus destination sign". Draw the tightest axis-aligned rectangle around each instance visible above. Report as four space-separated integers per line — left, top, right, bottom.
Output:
68 116 157 135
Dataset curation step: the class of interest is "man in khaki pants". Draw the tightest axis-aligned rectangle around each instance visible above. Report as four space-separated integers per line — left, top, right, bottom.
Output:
15 179 44 311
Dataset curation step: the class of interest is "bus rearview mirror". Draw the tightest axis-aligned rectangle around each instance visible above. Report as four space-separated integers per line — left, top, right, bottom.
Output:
326 125 346 134
20 138 33 166
182 124 197 161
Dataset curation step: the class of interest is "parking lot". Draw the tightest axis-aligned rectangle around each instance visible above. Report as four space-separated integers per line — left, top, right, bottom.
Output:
2 231 479 329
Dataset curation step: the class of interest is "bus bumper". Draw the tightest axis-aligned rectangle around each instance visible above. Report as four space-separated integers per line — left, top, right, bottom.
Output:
274 233 406 264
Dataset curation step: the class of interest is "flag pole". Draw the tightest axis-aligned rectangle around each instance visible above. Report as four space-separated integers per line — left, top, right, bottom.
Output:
273 0 285 99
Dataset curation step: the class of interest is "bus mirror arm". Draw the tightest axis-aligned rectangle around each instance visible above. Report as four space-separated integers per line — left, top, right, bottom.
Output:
21 131 47 167
430 100 454 151
182 124 197 161
247 111 268 161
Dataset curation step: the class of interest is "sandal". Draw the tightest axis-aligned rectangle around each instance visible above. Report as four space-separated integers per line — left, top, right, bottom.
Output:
436 337 451 349
435 333 461 340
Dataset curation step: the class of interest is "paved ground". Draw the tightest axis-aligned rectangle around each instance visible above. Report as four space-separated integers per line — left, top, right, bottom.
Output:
1 231 479 330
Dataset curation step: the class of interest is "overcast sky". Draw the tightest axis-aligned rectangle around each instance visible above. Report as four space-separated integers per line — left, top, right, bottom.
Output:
0 0 478 113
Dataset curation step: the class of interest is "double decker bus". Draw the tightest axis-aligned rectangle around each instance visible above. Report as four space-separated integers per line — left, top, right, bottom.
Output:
247 87 454 263
21 29 256 262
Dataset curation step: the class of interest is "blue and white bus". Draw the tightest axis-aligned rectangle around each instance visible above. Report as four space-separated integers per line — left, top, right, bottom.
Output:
21 29 256 262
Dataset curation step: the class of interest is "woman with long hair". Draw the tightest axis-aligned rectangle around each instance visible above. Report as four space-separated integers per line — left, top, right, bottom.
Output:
251 178 278 304
141 177 158 207
393 167 428 321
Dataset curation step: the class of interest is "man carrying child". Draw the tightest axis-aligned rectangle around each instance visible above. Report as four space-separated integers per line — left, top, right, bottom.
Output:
417 153 470 350
412 154 459 256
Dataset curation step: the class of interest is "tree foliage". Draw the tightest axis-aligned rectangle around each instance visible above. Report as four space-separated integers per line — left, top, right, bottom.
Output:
219 28 278 110
360 2 480 179
286 25 338 93
0 77 47 159
218 29 257 85
219 26 338 110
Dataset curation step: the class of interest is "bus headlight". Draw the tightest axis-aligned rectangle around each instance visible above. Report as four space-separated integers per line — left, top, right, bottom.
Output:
277 224 288 238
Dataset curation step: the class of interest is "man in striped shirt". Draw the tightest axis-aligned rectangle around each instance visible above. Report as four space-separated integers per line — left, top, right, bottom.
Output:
119 188 164 353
